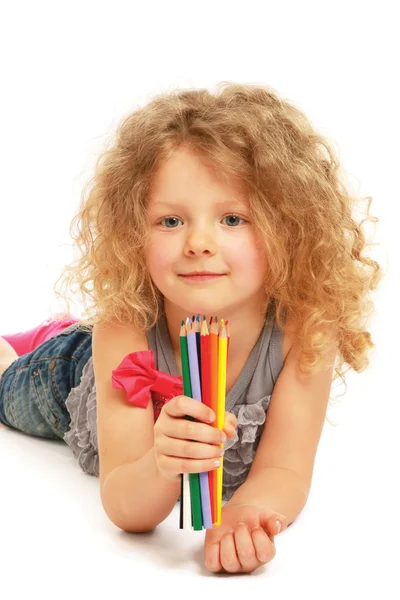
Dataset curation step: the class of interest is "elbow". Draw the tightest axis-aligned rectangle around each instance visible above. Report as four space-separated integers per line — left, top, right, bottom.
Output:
100 488 159 533
112 517 157 534
101 498 159 533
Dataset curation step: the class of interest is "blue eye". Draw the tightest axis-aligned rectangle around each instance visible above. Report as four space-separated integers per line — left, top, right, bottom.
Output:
158 214 246 228
160 217 182 228
222 214 246 227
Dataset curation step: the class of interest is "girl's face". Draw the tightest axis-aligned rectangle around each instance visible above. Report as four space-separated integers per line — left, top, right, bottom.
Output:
145 146 269 317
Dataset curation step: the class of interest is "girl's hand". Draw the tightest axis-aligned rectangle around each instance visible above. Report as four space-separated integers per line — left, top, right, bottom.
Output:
153 395 237 481
204 503 287 574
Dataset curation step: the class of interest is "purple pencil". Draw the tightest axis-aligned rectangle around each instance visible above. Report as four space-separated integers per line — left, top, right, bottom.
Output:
186 320 213 529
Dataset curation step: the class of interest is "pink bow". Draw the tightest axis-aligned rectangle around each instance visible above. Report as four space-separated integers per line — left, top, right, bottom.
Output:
111 350 183 408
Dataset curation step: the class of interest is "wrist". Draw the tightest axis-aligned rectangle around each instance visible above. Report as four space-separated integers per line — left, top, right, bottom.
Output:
102 447 182 532
225 468 308 527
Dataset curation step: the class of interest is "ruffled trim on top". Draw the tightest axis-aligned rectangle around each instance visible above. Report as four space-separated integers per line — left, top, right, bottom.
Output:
222 395 272 501
63 357 99 477
63 357 273 502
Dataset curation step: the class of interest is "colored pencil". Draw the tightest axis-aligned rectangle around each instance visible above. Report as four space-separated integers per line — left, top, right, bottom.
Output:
179 321 194 530
178 314 228 529
200 317 215 523
181 319 197 531
209 316 219 524
184 319 203 530
195 314 202 385
186 319 213 529
216 320 228 525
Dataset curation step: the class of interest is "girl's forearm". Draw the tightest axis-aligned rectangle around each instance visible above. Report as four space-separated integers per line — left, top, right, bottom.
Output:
101 459 308 533
101 446 181 532
225 467 310 526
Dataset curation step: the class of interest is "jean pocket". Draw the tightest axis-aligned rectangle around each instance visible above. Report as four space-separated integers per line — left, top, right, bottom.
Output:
32 359 71 438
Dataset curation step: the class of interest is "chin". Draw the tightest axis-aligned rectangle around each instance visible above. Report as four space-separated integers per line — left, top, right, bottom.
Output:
167 296 220 316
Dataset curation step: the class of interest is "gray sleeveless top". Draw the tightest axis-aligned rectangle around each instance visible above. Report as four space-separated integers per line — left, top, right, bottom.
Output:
63 312 284 501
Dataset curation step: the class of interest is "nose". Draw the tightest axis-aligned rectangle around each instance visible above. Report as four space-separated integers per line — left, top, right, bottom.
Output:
183 225 218 257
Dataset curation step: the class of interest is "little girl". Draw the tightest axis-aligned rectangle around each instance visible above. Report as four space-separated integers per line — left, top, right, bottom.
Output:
0 82 382 575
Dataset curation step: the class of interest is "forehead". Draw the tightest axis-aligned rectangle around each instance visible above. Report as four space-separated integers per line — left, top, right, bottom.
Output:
149 146 246 205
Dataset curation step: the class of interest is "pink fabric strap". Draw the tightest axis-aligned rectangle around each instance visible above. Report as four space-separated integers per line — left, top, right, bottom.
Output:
111 350 183 420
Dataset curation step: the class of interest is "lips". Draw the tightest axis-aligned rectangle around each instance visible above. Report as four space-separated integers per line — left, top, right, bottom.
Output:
178 272 226 281
179 272 226 276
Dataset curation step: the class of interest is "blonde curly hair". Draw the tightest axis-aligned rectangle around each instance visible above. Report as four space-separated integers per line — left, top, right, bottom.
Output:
54 81 383 390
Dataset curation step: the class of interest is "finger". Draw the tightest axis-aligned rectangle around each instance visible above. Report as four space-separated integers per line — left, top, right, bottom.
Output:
223 412 238 438
204 542 221 573
225 411 238 428
234 522 260 572
162 417 226 445
251 527 276 563
258 513 287 537
156 436 224 460
220 532 241 573
157 453 223 476
164 395 215 424
222 423 237 439
270 515 287 535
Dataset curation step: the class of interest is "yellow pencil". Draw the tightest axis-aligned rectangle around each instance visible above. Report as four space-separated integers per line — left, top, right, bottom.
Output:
216 319 227 525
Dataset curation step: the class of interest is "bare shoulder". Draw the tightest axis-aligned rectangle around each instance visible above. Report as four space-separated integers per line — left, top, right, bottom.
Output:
280 313 337 366
92 320 148 387
92 321 154 493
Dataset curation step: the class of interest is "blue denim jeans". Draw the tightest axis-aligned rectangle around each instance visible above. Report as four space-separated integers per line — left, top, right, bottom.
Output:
0 323 92 440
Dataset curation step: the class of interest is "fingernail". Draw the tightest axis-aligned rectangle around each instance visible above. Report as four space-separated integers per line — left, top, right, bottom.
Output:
275 519 282 533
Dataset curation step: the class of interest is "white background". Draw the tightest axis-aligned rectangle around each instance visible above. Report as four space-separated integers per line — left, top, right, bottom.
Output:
0 1 398 597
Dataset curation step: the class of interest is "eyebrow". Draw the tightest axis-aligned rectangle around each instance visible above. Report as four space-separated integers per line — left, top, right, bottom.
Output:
151 199 247 209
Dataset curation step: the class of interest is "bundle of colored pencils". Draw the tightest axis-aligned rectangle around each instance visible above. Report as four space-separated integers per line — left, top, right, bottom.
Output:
179 315 230 530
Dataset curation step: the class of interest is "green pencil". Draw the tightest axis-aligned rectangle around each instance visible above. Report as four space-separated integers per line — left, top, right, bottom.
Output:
180 320 203 530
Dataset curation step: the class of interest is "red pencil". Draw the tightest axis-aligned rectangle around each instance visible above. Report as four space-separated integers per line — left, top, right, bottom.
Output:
200 316 214 523
200 317 211 413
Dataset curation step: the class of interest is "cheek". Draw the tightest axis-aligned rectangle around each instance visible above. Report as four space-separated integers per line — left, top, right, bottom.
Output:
228 235 267 272
145 238 176 278
146 250 163 281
